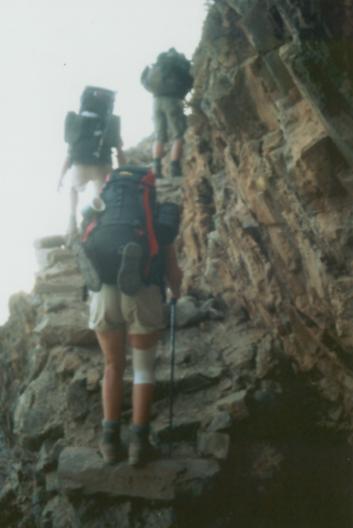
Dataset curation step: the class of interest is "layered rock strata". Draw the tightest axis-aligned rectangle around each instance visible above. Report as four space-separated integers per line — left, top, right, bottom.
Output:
182 0 353 440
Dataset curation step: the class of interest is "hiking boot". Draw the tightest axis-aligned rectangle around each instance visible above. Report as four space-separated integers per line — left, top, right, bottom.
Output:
99 428 125 465
152 158 163 179
128 426 159 467
170 160 182 178
117 242 143 296
71 237 102 292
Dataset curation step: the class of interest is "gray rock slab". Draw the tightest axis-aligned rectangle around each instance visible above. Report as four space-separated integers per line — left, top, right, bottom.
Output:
175 296 203 328
34 310 95 347
241 2 288 53
173 296 225 328
35 246 74 273
13 370 66 447
34 275 84 296
155 365 223 396
225 0 258 17
34 235 66 250
206 411 233 432
217 390 249 420
197 432 230 460
58 447 220 501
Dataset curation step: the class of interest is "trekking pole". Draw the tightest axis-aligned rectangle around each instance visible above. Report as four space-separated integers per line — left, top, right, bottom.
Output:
168 298 177 456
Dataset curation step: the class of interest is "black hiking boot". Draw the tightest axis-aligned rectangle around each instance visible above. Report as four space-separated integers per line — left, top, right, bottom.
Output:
128 425 159 467
70 237 102 292
170 160 182 178
152 158 163 179
99 426 125 465
117 242 143 296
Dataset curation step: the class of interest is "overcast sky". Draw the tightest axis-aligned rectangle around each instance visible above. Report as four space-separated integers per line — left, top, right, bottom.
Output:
0 0 206 324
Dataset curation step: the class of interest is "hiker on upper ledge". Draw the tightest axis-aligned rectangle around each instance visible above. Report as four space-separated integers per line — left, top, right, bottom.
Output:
141 48 193 179
58 86 126 242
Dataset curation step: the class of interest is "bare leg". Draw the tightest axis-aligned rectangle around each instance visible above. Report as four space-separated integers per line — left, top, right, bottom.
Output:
96 330 127 421
170 139 184 177
152 142 165 159
129 332 160 425
132 384 154 425
67 187 78 238
91 174 108 198
128 332 160 465
171 138 183 162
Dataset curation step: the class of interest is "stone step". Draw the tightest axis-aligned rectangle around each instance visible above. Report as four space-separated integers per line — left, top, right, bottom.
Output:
34 236 66 250
58 446 220 502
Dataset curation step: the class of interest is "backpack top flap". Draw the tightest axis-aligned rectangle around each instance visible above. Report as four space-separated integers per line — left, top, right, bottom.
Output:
80 86 115 121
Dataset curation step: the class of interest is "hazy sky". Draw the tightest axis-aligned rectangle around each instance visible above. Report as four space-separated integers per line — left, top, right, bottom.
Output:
0 0 206 324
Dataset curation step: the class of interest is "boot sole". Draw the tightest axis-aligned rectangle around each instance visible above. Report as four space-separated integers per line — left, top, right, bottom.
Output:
118 242 143 296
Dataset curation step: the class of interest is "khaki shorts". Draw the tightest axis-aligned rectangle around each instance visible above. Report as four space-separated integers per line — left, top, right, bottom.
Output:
153 96 187 143
89 284 165 335
70 164 111 193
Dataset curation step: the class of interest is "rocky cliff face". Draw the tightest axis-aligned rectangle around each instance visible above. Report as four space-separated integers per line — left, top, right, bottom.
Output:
2 1 353 527
183 0 353 438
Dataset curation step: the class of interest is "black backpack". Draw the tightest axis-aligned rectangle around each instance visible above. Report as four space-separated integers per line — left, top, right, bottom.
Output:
141 48 193 99
64 86 119 165
81 165 180 288
80 86 115 119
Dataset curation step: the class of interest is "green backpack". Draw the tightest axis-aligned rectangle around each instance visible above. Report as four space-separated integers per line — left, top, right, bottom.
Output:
141 48 193 99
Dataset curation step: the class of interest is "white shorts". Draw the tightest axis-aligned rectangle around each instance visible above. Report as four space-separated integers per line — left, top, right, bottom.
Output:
70 164 111 194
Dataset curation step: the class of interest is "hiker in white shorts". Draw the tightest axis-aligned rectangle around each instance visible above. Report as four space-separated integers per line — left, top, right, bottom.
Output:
58 86 126 241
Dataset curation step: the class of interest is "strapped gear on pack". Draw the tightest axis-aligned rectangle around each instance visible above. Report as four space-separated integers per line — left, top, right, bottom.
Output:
141 48 193 99
81 165 180 292
64 86 120 165
80 86 115 120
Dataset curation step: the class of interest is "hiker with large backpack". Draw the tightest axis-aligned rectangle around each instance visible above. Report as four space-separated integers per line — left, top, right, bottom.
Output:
58 86 126 240
141 48 193 178
81 165 182 466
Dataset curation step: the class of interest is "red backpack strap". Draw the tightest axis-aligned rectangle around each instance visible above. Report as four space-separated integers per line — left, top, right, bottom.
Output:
81 219 97 242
